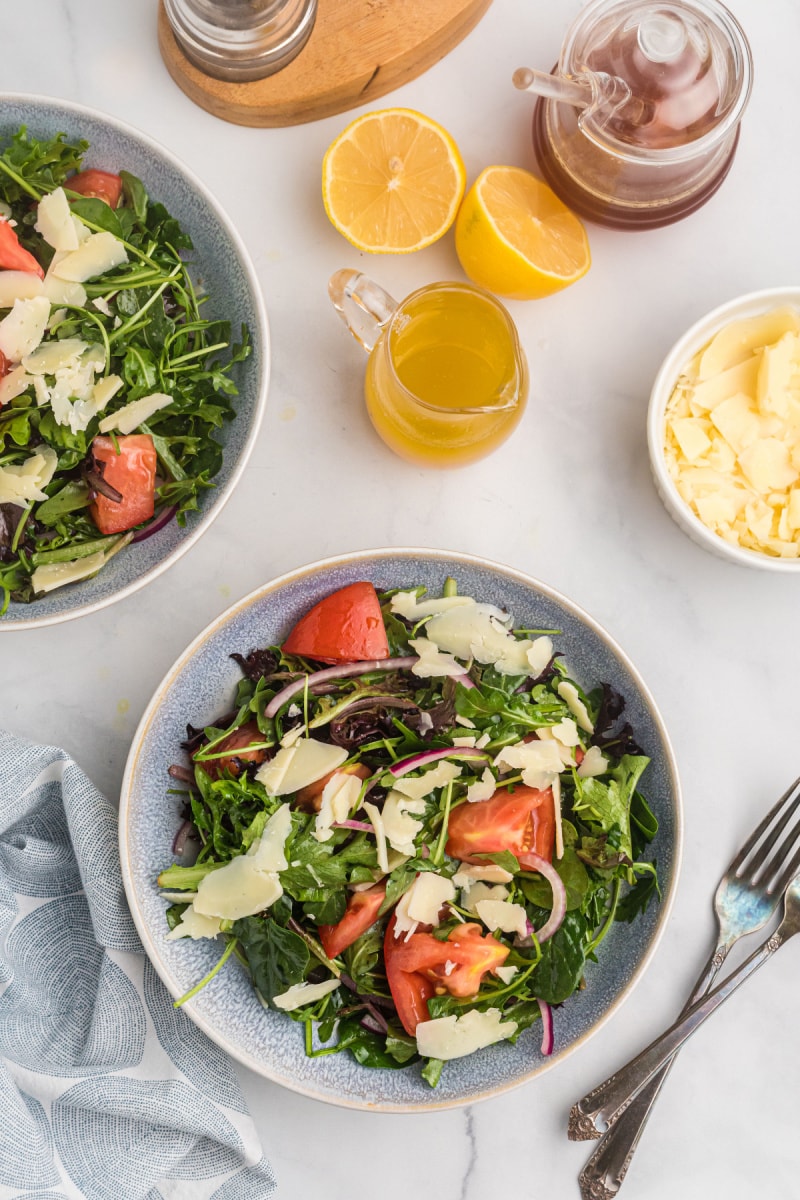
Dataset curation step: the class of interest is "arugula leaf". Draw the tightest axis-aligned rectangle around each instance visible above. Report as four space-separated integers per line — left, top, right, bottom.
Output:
421 1057 444 1087
571 755 650 860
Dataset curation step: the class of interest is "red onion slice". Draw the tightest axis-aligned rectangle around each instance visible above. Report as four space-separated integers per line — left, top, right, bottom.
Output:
538 998 554 1056
265 657 417 719
332 820 373 832
519 852 567 944
132 504 179 543
389 746 490 777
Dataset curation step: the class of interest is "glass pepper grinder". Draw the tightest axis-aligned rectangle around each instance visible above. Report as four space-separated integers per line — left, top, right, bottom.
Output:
163 0 318 82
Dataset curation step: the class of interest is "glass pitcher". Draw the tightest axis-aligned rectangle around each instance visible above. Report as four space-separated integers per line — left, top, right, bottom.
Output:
515 0 753 229
329 270 528 468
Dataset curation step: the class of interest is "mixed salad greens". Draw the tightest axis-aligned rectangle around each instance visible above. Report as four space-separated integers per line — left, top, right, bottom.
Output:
0 127 249 610
159 578 660 1086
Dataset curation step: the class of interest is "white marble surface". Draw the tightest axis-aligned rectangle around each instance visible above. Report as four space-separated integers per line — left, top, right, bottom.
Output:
3 1 800 1197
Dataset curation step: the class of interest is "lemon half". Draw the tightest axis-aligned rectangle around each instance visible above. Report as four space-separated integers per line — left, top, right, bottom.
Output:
455 166 591 299
322 108 466 254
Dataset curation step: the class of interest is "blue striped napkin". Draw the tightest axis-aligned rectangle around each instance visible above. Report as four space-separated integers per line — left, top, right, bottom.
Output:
0 730 277 1200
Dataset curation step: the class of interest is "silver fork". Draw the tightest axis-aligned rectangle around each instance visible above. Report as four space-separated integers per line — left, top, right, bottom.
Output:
570 775 800 1195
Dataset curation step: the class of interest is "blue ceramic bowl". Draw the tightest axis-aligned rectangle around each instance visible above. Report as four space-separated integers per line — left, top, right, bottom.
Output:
0 95 269 629
119 549 682 1111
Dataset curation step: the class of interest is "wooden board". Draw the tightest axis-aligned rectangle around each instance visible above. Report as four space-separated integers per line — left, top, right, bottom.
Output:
158 0 492 128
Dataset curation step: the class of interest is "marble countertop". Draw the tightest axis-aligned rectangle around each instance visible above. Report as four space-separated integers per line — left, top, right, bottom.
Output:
3 2 799 1197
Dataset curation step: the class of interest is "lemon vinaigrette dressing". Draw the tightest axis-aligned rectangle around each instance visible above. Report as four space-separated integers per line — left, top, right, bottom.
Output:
364 284 528 468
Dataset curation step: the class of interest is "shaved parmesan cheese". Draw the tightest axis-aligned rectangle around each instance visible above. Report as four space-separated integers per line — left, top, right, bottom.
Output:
165 908 221 941
0 364 32 406
193 853 283 920
280 724 306 748
415 1008 517 1060
35 187 80 252
552 773 564 860
461 881 509 912
255 738 347 796
526 636 554 677
0 445 58 507
390 590 474 620
249 804 292 872
23 338 88 375
699 307 800 378
550 718 580 747
380 791 426 856
424 602 539 676
452 863 513 887
90 373 124 410
393 760 461 801
52 231 128 282
495 965 519 985
362 800 389 872
393 872 456 940
406 872 455 926
98 391 172 435
0 270 44 308
578 745 608 778
493 739 563 790
409 636 468 678
664 306 800 557
557 682 594 733
0 296 50 362
31 550 106 595
42 273 87 308
314 771 362 842
466 767 497 804
475 898 528 938
273 978 340 1011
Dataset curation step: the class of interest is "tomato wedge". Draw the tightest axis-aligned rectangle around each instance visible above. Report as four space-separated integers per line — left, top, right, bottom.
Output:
384 916 436 1036
88 434 157 535
282 581 389 663
319 882 387 959
68 168 123 209
195 720 268 780
446 784 555 865
384 917 510 1035
0 219 44 278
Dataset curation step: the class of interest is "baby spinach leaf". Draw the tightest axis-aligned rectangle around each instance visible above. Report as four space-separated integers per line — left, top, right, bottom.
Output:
521 845 590 911
529 911 587 1004
233 915 310 1005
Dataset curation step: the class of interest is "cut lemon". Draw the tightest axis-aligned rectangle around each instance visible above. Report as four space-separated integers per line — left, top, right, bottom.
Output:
455 166 591 300
322 108 466 254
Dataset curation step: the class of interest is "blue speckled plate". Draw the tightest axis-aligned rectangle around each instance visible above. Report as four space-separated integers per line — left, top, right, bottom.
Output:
119 549 682 1111
0 95 269 629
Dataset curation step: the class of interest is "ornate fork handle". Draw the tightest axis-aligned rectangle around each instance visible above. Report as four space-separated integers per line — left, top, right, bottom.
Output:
574 944 726 1196
569 926 790 1140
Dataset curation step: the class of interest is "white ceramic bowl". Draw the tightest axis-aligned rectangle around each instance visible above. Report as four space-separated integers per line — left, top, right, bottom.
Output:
647 286 800 572
0 95 269 628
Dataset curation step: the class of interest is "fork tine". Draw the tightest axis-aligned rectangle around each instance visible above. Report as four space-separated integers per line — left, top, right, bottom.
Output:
758 810 800 889
769 843 800 898
729 775 800 878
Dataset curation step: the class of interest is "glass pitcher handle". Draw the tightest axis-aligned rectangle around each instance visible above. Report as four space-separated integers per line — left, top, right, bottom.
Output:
328 269 398 354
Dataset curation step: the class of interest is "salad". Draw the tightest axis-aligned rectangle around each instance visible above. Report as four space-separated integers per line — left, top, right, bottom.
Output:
0 127 249 609
159 579 659 1086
